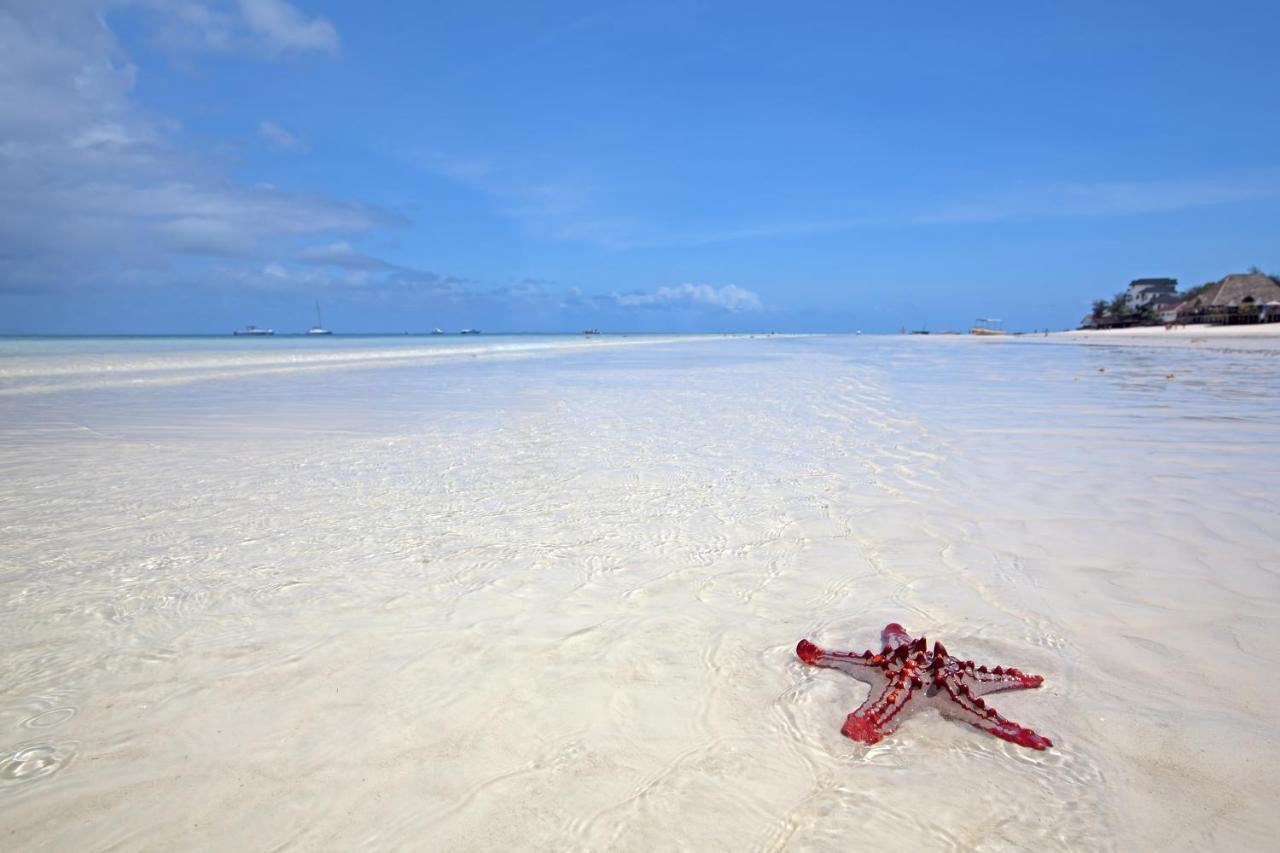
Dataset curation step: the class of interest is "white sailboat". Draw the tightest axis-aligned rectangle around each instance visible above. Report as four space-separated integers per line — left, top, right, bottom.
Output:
307 301 332 335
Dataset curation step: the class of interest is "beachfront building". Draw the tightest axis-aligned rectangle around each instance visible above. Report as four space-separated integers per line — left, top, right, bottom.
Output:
1145 291 1181 318
1122 278 1178 311
1175 272 1280 325
1080 276 1179 329
1081 271 1280 330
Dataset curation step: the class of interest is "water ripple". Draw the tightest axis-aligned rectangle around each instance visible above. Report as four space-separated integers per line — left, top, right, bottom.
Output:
0 741 78 787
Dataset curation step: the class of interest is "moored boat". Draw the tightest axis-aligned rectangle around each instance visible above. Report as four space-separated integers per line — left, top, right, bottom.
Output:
306 301 332 335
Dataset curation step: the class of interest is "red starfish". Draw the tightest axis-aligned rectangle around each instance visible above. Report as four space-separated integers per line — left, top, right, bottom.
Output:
796 623 1053 750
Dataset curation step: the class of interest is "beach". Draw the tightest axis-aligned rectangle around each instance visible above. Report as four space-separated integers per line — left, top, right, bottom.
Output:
1050 322 1280 352
2 333 1278 851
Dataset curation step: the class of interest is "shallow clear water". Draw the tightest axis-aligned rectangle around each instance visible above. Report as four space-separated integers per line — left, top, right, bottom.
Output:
1 334 1278 850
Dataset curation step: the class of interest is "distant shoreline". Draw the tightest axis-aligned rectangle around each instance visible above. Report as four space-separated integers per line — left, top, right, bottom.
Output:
1056 323 1280 339
1039 323 1280 351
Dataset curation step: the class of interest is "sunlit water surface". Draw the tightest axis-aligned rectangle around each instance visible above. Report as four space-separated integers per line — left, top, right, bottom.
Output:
2 334 1278 850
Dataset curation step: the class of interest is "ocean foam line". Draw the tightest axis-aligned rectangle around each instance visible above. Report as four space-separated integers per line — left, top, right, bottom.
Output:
0 335 770 396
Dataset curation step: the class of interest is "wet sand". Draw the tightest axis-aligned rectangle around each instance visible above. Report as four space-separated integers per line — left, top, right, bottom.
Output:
2 334 1278 850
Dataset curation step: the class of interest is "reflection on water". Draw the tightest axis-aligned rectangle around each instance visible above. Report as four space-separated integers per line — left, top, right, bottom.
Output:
1 335 1277 850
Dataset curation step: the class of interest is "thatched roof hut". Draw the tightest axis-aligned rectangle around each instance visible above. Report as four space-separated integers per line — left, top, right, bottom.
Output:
1177 272 1280 323
1190 273 1280 308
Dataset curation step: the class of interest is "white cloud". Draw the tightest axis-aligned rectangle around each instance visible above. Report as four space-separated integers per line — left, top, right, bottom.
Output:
297 241 394 270
125 0 339 57
0 1 397 291
577 172 1280 250
910 173 1280 225
408 135 1280 253
401 146 598 237
258 119 302 150
238 0 339 55
612 283 764 313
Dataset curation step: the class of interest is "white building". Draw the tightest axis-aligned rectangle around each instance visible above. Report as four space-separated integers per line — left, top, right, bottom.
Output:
1122 278 1178 311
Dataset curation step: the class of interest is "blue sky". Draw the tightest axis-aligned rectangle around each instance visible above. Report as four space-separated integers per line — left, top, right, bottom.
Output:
2 0 1279 334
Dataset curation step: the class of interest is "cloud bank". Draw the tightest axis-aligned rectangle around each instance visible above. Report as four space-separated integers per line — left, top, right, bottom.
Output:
0 0 390 292
611 283 763 313
0 1 770 331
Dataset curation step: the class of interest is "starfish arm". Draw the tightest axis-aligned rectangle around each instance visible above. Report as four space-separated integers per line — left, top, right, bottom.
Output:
796 639 883 677
841 667 918 744
881 622 911 650
957 662 1045 697
936 676 1052 750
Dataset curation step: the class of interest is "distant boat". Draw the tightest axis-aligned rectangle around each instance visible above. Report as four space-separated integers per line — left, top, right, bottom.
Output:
307 301 332 335
459 328 481 335
233 325 273 336
431 328 445 335
970 317 1006 336
583 328 600 336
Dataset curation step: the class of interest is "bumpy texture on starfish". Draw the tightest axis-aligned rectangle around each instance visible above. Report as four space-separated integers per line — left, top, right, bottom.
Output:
796 623 1052 750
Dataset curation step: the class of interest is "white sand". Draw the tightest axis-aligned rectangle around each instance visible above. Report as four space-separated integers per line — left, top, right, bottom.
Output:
1047 323 1280 352
1 334 1278 850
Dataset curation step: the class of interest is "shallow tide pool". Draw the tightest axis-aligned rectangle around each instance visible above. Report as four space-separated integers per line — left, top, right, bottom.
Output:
2 334 1278 850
